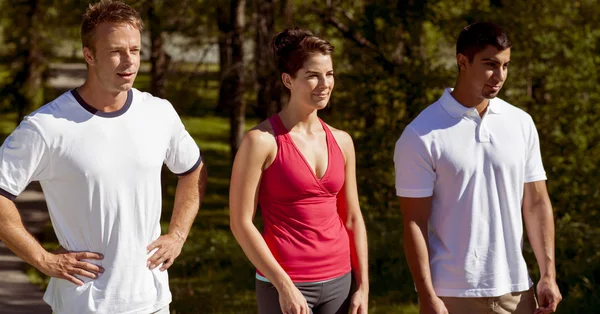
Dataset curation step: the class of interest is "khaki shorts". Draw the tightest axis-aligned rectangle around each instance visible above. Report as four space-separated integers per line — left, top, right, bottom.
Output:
439 287 537 314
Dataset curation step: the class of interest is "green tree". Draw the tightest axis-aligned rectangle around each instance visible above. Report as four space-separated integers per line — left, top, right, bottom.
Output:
1 0 48 123
217 0 247 159
0 0 84 120
253 0 283 119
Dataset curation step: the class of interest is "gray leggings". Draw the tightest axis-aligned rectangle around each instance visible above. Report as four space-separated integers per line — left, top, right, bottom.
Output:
256 272 352 314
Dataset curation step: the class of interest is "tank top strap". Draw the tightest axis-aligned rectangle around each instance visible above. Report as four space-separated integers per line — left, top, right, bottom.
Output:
268 114 288 137
318 118 335 140
319 118 346 163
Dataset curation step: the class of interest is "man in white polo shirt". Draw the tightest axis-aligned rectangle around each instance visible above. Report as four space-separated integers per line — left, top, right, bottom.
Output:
0 1 207 313
394 22 561 314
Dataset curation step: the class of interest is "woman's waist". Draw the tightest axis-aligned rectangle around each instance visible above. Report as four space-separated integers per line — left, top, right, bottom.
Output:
258 240 351 282
259 193 338 206
259 198 339 222
261 210 345 234
263 227 350 257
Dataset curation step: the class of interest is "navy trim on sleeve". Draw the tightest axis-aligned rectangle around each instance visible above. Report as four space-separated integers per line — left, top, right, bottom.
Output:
0 188 17 201
174 154 202 176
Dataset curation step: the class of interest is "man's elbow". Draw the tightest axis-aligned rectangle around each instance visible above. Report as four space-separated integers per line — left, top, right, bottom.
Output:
523 197 553 215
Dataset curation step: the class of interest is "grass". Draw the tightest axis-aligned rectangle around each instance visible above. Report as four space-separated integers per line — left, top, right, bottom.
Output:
370 303 418 314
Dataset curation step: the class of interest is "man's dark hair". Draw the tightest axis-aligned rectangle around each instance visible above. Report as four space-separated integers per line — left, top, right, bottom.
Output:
456 22 511 62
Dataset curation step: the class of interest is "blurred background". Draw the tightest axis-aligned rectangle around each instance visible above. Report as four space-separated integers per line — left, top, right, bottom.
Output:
0 0 598 313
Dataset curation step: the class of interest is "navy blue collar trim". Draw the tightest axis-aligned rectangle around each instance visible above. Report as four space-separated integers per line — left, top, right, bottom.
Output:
71 89 133 118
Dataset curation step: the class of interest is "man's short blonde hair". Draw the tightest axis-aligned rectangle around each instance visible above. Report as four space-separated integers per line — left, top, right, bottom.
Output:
81 0 144 51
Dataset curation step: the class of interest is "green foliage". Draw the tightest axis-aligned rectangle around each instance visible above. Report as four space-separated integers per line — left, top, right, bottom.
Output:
0 0 84 114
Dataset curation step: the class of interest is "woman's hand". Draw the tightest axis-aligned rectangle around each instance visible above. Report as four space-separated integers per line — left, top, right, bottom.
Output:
278 282 310 314
350 287 369 314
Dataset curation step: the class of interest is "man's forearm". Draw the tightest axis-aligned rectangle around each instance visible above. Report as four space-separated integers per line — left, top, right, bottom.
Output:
404 219 436 300
169 164 207 240
0 198 49 270
524 201 556 278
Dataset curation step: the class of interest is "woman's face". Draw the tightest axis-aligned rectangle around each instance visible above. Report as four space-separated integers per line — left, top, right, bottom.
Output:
284 53 334 110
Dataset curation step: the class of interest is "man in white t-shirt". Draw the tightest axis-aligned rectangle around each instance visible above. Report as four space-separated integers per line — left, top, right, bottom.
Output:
0 1 207 313
394 22 561 314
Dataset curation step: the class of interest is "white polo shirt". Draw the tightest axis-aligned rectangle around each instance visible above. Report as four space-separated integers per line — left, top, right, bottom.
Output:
394 88 546 297
0 88 201 313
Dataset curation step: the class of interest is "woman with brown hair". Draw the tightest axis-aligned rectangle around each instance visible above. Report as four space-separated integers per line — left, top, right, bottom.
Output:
230 28 369 314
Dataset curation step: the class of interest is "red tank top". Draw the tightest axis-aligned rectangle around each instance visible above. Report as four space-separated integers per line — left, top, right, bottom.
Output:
257 114 351 282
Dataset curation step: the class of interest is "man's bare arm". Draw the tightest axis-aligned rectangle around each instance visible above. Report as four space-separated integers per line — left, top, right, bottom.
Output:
523 181 562 313
0 196 104 285
400 196 448 314
147 162 207 271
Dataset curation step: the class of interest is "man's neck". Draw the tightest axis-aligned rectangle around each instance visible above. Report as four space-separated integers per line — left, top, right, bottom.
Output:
451 84 489 116
77 81 128 113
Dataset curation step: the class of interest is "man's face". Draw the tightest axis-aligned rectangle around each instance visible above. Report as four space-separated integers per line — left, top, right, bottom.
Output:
84 22 141 93
460 45 511 100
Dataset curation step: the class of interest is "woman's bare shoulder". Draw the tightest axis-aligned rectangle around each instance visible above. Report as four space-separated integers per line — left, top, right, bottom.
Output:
242 119 278 153
326 123 354 149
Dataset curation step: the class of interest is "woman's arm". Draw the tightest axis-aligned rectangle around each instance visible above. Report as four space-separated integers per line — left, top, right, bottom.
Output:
229 127 309 314
335 130 369 314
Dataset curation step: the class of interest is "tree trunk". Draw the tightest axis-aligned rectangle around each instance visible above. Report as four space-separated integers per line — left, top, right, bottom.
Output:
146 1 171 199
216 4 232 115
148 1 170 99
228 0 246 160
16 0 45 124
217 1 246 160
254 0 281 119
280 0 294 27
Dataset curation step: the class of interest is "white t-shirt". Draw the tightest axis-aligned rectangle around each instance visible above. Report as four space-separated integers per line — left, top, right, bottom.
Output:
394 88 546 297
0 88 201 313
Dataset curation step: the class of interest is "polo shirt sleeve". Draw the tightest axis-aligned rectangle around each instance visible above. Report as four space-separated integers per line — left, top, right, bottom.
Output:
0 119 51 201
524 117 547 183
163 101 202 176
394 125 436 197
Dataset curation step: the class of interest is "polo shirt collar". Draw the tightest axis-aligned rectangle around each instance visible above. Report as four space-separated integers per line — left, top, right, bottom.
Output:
487 99 502 115
440 88 502 118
